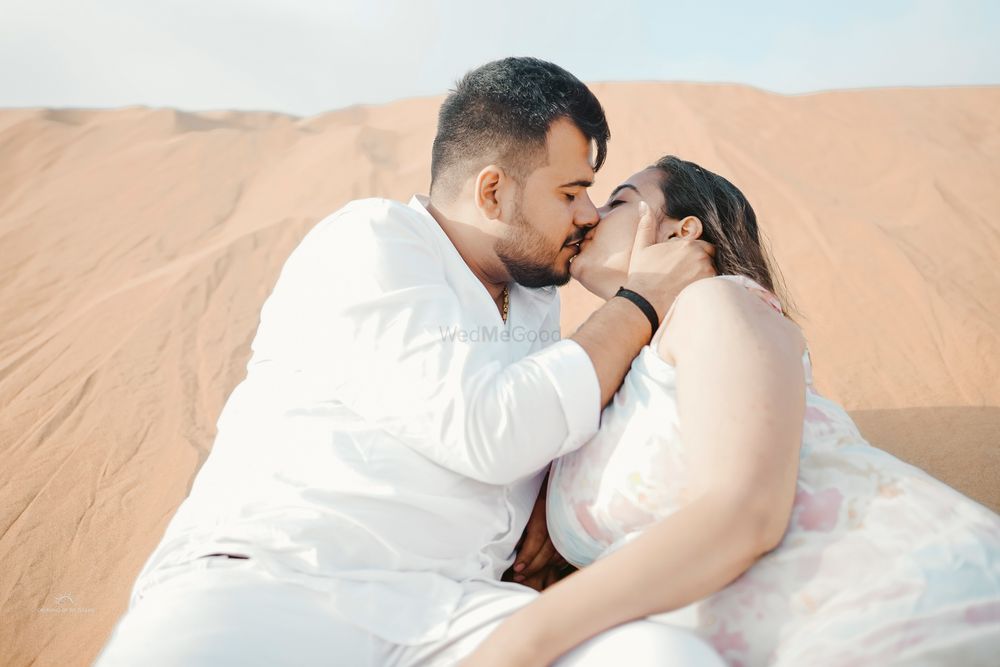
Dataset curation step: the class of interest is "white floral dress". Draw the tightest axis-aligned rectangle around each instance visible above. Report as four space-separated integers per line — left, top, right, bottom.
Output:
547 275 1000 666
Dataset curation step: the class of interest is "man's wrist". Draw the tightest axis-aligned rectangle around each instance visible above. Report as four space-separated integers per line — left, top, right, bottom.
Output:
623 278 677 321
613 286 659 336
601 294 654 342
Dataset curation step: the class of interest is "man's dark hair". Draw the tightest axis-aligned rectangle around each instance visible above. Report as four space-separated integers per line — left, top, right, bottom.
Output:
430 57 610 201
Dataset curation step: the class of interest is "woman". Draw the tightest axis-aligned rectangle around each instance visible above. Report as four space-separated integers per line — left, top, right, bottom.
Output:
462 156 1000 666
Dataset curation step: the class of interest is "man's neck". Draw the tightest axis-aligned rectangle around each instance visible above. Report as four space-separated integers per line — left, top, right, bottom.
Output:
424 198 509 303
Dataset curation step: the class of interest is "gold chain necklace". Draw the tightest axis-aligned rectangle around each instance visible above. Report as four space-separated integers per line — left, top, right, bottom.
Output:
501 285 510 323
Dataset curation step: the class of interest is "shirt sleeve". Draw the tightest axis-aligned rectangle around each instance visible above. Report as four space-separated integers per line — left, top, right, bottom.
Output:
265 199 601 485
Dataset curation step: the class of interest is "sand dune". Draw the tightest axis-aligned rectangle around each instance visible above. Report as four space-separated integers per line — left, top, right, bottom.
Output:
1 83 998 665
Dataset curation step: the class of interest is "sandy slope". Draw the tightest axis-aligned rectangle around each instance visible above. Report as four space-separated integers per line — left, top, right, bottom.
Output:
1 83 998 665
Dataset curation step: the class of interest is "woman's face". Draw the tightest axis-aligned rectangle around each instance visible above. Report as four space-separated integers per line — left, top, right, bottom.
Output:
569 168 669 299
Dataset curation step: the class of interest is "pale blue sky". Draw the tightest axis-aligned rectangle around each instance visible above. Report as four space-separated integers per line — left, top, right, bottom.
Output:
1 0 998 116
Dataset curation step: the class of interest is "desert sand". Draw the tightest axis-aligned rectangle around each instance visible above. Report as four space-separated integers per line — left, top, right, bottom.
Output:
1 83 998 665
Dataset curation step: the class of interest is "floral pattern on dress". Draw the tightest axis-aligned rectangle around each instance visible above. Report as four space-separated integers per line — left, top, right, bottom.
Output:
547 275 1000 666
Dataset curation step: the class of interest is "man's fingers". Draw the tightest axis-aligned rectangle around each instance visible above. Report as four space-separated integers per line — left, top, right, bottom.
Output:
690 239 717 257
514 476 549 572
629 201 657 265
515 524 546 571
515 557 577 590
520 563 562 592
520 571 545 592
514 538 554 580
521 538 556 577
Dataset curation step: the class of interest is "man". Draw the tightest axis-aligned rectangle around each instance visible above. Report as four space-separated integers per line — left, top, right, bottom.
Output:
95 58 717 666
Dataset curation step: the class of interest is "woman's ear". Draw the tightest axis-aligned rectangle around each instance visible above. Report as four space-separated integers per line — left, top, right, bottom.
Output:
659 215 704 242
675 215 703 240
474 165 505 220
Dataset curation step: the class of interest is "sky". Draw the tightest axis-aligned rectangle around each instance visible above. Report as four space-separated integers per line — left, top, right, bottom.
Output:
1 0 998 116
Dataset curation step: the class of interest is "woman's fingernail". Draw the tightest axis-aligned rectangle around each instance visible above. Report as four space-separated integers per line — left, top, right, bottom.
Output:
514 563 524 572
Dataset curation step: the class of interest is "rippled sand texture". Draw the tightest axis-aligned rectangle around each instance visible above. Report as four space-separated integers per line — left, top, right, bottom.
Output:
1 84 998 665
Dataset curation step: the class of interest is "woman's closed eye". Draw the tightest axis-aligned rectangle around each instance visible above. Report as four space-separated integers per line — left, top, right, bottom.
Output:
607 199 625 209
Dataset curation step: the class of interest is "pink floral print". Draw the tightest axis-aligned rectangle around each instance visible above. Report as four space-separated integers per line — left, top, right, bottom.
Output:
547 275 1000 666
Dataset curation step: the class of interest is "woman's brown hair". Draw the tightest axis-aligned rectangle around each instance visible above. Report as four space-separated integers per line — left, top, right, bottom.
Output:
651 155 796 317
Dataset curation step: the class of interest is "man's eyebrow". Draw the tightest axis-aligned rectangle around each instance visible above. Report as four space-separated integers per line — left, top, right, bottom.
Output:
608 183 639 199
559 179 594 188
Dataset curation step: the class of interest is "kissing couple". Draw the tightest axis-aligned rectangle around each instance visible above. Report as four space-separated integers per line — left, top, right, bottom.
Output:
96 57 1000 667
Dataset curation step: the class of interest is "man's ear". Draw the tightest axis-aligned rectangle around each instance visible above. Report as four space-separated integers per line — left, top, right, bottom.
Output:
474 165 505 221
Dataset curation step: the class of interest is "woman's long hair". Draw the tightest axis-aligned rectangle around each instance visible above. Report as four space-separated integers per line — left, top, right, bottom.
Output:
651 155 796 317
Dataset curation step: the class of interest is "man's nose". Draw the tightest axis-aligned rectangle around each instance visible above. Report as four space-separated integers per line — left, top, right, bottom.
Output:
576 193 600 227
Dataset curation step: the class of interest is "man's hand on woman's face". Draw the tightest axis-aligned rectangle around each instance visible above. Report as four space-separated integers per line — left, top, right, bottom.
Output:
625 202 717 321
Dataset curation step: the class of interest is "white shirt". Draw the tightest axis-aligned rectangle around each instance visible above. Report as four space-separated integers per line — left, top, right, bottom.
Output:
131 195 602 645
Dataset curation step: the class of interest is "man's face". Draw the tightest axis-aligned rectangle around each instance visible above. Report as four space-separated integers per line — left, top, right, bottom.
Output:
495 118 600 288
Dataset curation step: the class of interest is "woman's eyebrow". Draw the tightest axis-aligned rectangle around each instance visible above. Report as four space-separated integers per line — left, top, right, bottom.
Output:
608 183 639 199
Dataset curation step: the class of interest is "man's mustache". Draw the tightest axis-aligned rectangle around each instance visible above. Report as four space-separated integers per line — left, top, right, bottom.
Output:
564 227 596 246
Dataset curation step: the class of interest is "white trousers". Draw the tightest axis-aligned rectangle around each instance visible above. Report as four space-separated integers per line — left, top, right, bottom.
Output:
94 555 726 666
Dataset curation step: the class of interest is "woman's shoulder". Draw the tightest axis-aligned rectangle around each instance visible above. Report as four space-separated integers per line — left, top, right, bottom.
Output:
654 275 805 366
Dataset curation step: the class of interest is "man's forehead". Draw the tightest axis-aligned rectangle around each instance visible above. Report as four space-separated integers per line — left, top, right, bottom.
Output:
536 157 594 188
542 118 596 187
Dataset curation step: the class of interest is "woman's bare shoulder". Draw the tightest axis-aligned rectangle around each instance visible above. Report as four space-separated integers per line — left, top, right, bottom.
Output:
656 277 805 366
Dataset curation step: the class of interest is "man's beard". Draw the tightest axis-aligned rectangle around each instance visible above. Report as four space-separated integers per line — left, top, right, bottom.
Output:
494 197 572 289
